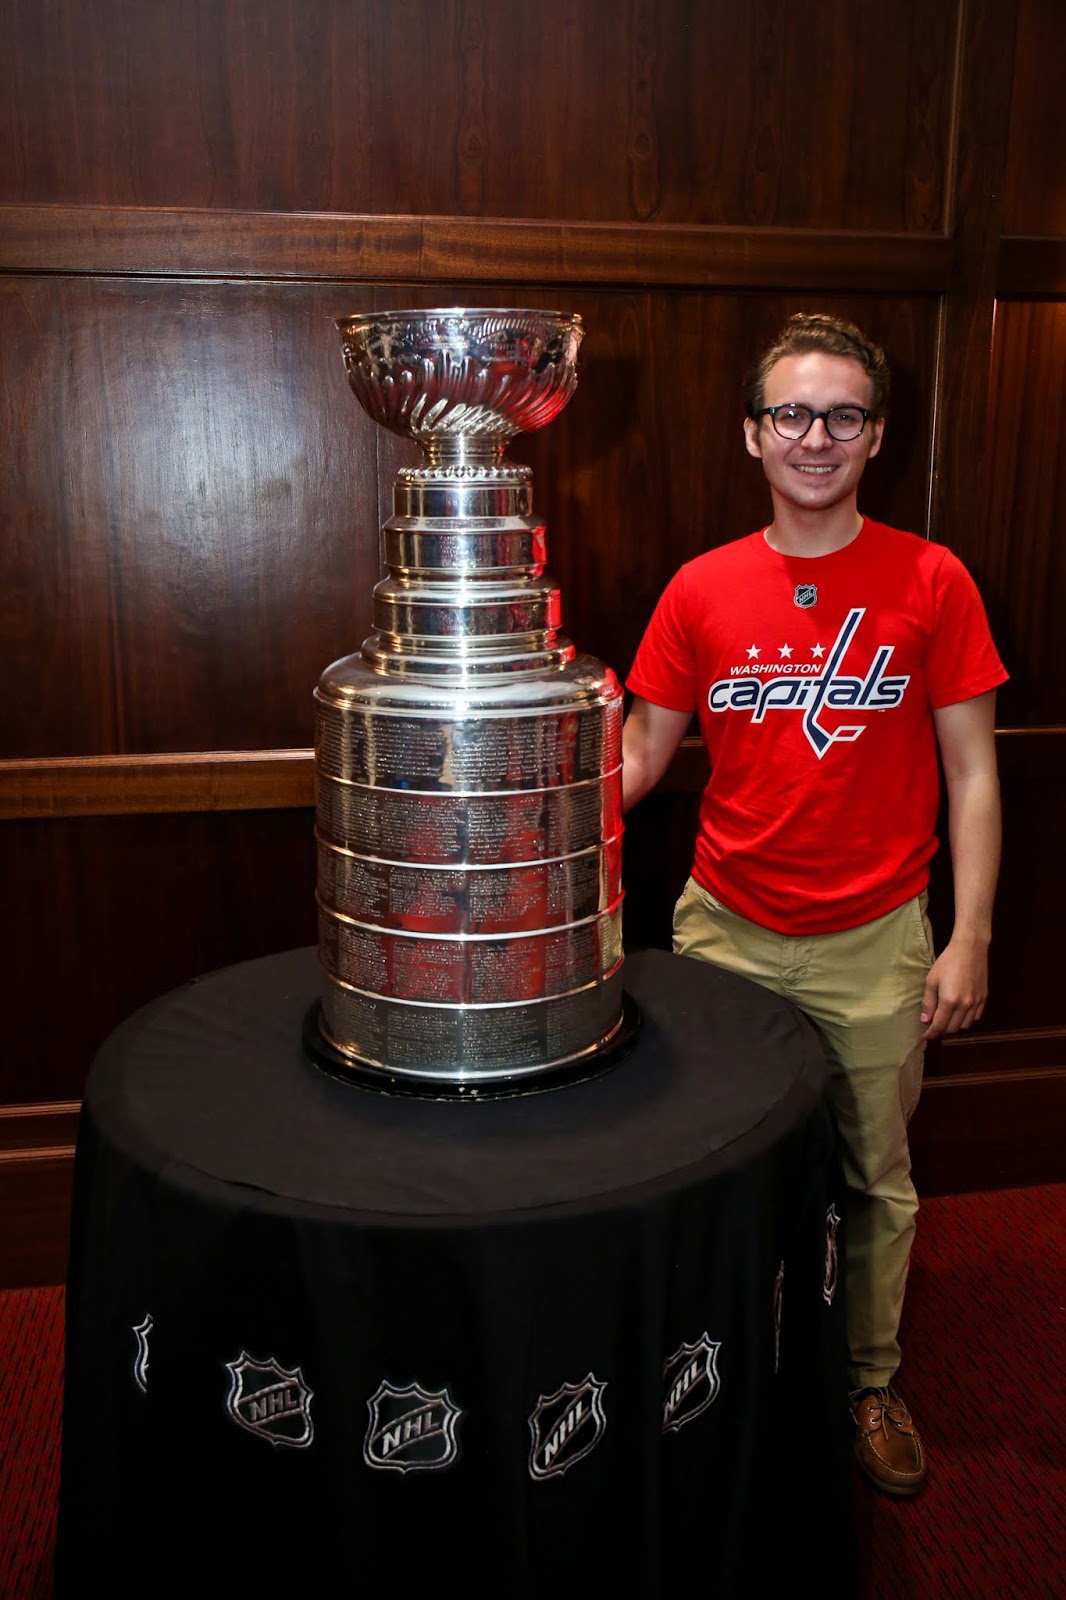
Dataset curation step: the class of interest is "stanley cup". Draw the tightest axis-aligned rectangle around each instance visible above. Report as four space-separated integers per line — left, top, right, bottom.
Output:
313 308 626 1088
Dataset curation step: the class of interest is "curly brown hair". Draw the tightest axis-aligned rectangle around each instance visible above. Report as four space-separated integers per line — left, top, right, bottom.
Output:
743 313 891 418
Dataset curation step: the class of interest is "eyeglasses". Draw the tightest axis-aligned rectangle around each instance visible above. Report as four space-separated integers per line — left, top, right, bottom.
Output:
753 404 873 442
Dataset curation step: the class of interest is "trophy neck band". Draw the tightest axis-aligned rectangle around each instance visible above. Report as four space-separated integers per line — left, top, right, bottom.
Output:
393 478 533 523
420 435 510 471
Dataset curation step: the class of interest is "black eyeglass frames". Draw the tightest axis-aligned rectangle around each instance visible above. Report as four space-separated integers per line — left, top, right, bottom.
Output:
752 404 874 442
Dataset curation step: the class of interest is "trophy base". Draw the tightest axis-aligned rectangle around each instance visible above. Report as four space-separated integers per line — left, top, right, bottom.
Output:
302 992 641 1100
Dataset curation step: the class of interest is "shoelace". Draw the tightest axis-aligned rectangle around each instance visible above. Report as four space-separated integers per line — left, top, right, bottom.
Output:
851 1387 912 1429
876 1390 913 1431
883 1393 913 1429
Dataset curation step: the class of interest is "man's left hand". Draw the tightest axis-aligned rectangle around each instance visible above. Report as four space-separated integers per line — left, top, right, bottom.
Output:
920 938 989 1040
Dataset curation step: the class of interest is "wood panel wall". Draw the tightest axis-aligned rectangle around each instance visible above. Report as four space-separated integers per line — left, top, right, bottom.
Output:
1 0 1063 1284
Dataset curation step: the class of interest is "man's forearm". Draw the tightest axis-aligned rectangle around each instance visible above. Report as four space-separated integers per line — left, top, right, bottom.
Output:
621 700 692 814
946 770 1001 945
920 770 1001 1038
923 692 1001 1036
620 739 663 813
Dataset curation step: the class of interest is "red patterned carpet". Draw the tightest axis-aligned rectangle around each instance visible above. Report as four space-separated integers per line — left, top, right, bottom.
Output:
1 1184 1063 1598
0 1282 63 1600
853 1182 1065 1599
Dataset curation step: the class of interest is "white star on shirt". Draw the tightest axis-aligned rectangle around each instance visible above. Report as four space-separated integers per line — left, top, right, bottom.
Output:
746 644 761 659
811 643 825 658
778 643 793 659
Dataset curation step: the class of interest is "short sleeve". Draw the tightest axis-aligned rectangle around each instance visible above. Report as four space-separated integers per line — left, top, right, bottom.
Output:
925 551 1008 708
626 565 699 712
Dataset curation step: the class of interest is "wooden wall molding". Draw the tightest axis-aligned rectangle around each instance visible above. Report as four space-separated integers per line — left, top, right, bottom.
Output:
0 204 953 291
0 1102 79 1289
994 725 1066 778
0 1100 80 1160
0 749 315 819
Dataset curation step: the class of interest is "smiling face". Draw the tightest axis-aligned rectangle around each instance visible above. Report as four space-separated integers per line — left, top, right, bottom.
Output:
743 351 885 518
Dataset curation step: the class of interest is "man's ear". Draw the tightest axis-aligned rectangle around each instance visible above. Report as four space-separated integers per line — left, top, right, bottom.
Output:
743 417 763 460
866 417 886 460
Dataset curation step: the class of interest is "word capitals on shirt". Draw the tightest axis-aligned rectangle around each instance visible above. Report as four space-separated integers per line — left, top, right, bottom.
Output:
708 607 910 758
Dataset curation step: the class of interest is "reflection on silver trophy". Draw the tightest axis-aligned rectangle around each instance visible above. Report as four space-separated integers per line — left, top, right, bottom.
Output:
313 308 626 1088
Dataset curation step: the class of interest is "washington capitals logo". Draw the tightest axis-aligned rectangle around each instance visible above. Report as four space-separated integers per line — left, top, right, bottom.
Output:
224 1352 314 1448
662 1335 721 1433
708 607 910 758
528 1374 607 1480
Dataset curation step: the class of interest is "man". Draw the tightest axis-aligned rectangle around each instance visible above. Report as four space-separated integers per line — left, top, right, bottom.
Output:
621 313 1006 1497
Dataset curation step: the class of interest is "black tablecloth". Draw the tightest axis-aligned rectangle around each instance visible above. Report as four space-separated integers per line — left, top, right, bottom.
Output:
57 947 857 1598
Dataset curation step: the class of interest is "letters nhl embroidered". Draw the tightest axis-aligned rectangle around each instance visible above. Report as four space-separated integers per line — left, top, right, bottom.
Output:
224 1351 314 1448
363 1380 461 1472
662 1335 721 1433
794 584 818 608
528 1374 607 1480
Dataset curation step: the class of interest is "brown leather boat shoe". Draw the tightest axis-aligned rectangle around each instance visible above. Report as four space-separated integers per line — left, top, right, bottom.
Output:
850 1386 927 1497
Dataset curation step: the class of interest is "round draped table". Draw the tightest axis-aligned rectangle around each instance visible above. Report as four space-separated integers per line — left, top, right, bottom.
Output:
57 946 857 1598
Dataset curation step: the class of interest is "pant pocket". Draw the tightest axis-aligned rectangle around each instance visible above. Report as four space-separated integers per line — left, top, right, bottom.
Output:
909 893 936 969
673 876 722 955
686 877 730 915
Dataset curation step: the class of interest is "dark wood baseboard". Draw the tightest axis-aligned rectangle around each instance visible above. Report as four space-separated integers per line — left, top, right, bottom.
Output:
1 1070 1062 1289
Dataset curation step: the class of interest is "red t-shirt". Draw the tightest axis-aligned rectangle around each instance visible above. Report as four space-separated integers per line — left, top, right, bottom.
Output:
626 519 1008 934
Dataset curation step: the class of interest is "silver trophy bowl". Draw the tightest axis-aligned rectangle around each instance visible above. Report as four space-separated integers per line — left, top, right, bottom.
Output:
337 307 583 463
313 308 628 1091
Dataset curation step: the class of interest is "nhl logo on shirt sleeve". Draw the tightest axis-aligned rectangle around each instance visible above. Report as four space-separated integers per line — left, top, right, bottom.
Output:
224 1351 315 1448
528 1374 608 1479
662 1335 721 1433
363 1379 462 1472
793 583 818 608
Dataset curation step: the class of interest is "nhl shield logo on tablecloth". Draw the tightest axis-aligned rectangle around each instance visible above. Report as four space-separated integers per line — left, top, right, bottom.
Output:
823 1204 841 1305
662 1335 721 1433
794 583 818 608
224 1351 314 1448
528 1373 608 1480
132 1313 153 1394
363 1380 461 1472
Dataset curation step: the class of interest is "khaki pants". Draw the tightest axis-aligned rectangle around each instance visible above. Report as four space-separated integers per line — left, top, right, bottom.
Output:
673 876 934 1389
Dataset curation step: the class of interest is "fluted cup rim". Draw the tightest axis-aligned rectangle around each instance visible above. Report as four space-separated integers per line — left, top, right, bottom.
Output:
336 307 584 451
